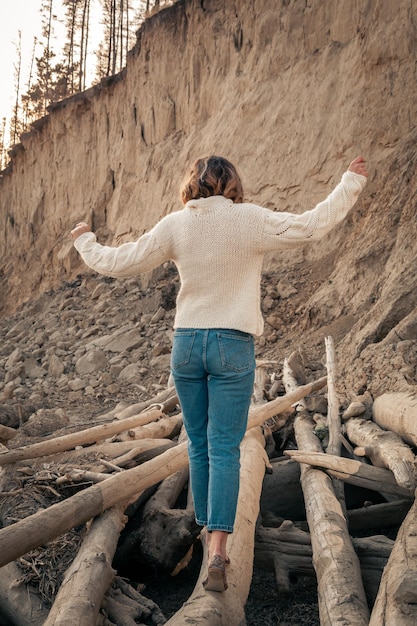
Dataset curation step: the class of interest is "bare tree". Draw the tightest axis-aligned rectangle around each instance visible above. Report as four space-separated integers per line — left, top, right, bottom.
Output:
0 117 7 171
10 31 23 146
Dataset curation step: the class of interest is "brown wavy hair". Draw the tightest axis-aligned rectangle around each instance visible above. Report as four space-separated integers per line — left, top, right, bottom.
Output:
181 155 244 204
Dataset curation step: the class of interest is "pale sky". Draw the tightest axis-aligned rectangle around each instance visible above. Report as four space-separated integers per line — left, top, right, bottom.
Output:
0 1 43 122
0 1 104 126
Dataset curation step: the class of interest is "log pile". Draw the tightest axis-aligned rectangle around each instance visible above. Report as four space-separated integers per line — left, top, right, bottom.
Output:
0 341 416 625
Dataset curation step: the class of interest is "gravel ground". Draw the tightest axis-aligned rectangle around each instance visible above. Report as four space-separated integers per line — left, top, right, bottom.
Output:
143 547 320 626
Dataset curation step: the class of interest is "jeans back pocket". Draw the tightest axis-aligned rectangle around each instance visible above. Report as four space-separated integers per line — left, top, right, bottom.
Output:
171 330 196 369
217 331 255 373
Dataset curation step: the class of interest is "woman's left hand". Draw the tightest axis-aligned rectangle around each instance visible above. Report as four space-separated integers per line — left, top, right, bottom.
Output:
71 222 91 240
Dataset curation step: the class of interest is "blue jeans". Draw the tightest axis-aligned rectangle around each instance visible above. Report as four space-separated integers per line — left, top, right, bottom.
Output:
171 328 255 533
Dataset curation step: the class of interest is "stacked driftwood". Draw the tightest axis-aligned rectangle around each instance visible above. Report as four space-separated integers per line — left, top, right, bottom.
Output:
0 338 416 625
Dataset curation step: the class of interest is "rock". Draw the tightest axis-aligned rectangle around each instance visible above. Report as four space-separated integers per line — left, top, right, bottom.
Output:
75 349 109 375
88 327 145 353
48 354 65 378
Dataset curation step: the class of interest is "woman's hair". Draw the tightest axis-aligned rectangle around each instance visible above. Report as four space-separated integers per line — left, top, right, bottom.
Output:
181 155 244 204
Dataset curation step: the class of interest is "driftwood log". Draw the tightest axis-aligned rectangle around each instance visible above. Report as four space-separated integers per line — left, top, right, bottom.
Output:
0 378 327 569
345 417 417 492
369 492 417 625
44 504 127 626
372 392 417 448
284 351 370 626
324 337 347 517
0 408 164 466
284 450 413 498
165 428 269 626
254 522 393 602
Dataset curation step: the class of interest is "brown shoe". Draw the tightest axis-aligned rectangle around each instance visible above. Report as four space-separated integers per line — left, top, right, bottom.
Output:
202 555 228 592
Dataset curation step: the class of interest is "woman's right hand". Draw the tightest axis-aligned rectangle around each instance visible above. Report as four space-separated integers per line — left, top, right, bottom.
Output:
348 156 368 178
71 222 91 240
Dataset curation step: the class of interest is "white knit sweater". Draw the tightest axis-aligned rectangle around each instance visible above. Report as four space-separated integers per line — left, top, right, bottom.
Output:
74 170 366 336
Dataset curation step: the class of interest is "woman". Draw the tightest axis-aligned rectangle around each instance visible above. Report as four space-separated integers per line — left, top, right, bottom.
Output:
71 154 368 592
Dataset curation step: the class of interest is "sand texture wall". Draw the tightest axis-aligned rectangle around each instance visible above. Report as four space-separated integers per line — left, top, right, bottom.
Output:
0 0 416 378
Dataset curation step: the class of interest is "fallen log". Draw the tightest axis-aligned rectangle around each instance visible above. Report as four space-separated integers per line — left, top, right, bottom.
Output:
285 450 414 498
115 463 199 574
324 336 347 517
246 376 327 429
0 408 164 466
345 417 417 492
112 413 182 443
0 441 189 568
102 386 178 420
165 428 268 626
369 492 417 625
44 504 127 626
293 414 370 625
260 458 304 523
0 378 327 568
347 499 412 532
283 357 369 626
101 577 166 626
373 391 417 448
254 522 393 602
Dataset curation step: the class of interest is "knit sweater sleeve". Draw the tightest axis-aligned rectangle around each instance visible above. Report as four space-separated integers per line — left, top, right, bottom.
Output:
261 170 367 251
73 217 173 278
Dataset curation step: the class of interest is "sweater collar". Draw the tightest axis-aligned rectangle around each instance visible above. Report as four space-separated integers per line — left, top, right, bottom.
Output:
185 195 234 211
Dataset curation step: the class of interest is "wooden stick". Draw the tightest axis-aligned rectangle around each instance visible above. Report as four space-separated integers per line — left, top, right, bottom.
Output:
285 450 413 497
247 375 327 429
0 408 164 466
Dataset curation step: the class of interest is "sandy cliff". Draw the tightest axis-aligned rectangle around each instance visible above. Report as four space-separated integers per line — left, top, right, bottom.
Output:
0 0 416 392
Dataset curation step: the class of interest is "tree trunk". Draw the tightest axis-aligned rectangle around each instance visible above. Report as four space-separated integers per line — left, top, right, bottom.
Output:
325 336 347 517
345 417 417 492
372 392 417 447
369 493 417 625
293 413 370 625
285 450 413 498
347 499 412 532
44 504 127 626
0 408 164 466
165 428 268 626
